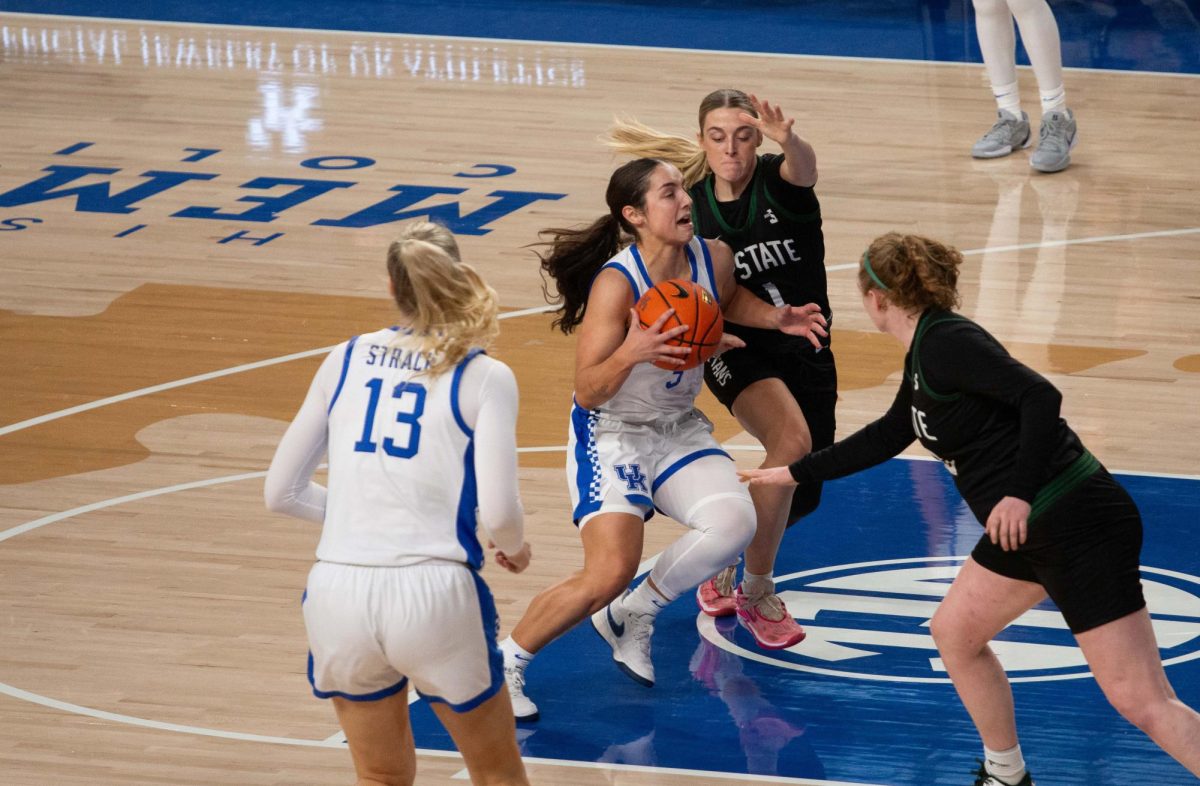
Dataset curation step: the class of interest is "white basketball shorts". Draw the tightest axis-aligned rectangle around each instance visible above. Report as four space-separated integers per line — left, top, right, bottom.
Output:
567 406 738 526
302 560 501 711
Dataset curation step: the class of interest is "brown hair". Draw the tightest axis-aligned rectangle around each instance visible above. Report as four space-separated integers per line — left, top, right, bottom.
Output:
386 221 499 375
537 158 664 334
857 233 963 312
603 88 758 189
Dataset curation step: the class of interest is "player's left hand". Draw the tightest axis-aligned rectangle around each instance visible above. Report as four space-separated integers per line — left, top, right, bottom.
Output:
737 466 797 487
775 303 828 349
985 496 1031 552
493 541 532 573
739 94 795 147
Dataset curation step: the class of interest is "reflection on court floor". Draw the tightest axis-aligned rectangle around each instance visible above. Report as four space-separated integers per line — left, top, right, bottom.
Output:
413 458 1200 785
3 1 1198 784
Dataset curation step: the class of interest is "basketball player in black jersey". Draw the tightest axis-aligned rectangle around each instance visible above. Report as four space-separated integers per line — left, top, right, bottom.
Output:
740 233 1200 786
606 90 833 649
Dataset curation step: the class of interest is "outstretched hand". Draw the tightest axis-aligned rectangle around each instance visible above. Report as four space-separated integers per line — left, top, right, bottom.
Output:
776 303 828 349
738 94 795 147
621 308 691 368
737 466 797 487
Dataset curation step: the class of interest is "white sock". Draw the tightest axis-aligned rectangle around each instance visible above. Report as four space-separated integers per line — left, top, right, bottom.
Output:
624 580 670 618
741 571 775 600
991 80 1023 118
983 743 1027 783
500 636 536 669
1039 85 1067 114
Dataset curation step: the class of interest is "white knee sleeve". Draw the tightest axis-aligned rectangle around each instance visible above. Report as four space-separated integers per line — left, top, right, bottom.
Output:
647 492 756 602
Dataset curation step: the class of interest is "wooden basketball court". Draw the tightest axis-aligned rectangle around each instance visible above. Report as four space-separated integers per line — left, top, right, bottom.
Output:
1 10 1198 785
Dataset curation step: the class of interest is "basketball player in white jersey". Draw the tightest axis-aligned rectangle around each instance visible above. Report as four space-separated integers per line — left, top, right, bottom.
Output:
265 221 531 786
499 158 827 722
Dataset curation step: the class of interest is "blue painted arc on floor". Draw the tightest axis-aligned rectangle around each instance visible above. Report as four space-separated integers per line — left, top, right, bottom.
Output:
411 460 1200 785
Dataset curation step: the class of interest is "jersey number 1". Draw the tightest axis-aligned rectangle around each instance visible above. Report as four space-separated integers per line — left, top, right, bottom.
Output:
353 378 427 458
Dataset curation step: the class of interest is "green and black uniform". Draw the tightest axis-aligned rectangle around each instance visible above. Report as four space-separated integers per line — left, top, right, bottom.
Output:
788 310 1145 633
691 153 836 524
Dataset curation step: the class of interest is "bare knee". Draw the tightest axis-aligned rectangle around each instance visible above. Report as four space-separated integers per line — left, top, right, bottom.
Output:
1112 696 1166 736
928 612 953 652
1103 678 1174 734
761 423 812 465
930 611 987 660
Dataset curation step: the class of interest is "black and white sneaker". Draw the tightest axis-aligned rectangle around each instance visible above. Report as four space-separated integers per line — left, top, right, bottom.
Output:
972 760 1034 786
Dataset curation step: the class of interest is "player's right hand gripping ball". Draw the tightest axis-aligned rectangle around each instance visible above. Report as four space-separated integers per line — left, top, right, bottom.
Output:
635 278 724 370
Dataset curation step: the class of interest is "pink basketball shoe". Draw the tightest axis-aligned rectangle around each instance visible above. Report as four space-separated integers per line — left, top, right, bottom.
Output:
734 586 806 650
695 564 738 617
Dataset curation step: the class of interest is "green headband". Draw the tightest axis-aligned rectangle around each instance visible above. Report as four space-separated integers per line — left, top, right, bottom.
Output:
862 250 889 291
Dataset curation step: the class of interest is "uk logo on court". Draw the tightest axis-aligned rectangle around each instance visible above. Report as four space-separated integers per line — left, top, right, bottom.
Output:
700 556 1200 683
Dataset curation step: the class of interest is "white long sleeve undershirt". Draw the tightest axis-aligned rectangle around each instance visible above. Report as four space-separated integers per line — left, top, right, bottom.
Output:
264 344 524 559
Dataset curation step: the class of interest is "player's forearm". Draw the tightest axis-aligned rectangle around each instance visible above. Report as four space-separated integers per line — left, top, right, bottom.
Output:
264 478 327 523
574 349 636 409
722 285 780 329
474 388 526 555
263 390 329 524
779 133 818 187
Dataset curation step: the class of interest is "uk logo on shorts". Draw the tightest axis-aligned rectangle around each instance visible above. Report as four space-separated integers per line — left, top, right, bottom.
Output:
699 556 1200 684
614 463 648 492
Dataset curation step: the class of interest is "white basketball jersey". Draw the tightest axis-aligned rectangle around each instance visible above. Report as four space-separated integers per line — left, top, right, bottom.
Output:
318 328 487 568
590 236 720 422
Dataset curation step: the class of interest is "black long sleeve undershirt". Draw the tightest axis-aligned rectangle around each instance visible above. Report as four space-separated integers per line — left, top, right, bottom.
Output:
789 314 1077 515
788 379 914 485
920 322 1065 502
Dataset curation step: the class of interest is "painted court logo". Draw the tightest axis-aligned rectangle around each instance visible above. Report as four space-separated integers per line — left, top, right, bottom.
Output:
699 556 1200 683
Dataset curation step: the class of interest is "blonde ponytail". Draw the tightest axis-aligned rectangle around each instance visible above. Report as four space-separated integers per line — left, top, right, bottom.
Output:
602 89 760 190
603 117 709 188
394 218 461 259
387 223 500 376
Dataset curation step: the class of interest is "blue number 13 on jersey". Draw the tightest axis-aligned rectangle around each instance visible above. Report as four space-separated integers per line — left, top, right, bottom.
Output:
353 378 427 458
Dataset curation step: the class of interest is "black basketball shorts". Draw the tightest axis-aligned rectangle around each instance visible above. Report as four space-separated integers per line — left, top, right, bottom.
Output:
971 468 1146 634
704 337 837 525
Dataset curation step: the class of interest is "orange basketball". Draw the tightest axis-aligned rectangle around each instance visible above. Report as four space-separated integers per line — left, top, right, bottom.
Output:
635 278 724 371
